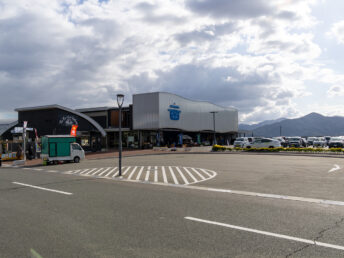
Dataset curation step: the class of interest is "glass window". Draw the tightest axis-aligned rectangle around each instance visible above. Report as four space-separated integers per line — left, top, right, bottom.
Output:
72 144 82 150
81 137 89 146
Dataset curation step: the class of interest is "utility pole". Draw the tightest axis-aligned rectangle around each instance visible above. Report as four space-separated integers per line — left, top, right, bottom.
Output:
117 94 124 176
210 111 218 145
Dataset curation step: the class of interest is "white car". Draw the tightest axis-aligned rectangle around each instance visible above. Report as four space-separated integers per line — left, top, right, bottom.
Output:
244 138 281 148
313 137 327 147
233 137 250 148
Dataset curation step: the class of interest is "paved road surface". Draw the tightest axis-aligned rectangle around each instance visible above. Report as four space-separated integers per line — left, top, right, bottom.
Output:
1 153 344 257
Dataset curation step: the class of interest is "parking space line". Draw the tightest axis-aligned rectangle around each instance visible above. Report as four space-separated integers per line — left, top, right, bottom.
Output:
12 182 73 196
184 216 344 251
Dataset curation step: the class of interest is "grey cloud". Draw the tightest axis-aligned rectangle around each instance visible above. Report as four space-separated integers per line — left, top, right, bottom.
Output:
135 2 156 12
175 22 237 45
80 18 120 41
186 0 274 19
135 1 186 24
0 11 129 115
126 64 289 114
276 11 297 20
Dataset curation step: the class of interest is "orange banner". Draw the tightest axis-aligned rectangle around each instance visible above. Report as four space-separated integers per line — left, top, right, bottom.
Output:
70 125 78 136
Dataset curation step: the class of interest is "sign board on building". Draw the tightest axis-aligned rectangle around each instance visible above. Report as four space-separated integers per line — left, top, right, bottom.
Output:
70 125 78 137
11 127 33 134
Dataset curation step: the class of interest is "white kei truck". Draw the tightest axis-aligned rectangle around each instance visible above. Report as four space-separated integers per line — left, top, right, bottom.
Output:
41 135 85 165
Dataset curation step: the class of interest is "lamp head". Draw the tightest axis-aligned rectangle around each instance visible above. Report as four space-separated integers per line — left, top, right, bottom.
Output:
117 94 124 107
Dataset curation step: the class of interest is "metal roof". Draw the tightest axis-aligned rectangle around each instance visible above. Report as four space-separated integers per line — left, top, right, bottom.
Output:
15 105 107 137
0 121 18 136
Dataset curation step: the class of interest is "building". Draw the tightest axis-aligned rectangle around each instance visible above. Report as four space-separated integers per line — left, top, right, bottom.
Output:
2 92 238 150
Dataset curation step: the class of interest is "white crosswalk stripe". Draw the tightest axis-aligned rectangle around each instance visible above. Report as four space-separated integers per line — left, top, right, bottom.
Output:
57 166 217 185
136 166 144 180
127 166 138 180
169 166 179 185
94 167 110 176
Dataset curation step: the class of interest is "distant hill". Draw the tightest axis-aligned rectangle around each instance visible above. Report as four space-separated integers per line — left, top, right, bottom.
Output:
252 112 344 137
239 118 286 131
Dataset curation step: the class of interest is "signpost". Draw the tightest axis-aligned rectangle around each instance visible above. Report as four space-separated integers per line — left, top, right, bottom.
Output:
23 121 27 161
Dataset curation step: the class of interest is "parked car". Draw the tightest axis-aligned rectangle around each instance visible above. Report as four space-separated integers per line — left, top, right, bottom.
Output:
244 138 281 148
328 137 344 148
301 138 307 147
233 137 250 148
273 137 287 147
306 137 316 146
287 137 303 147
313 137 327 147
324 136 331 145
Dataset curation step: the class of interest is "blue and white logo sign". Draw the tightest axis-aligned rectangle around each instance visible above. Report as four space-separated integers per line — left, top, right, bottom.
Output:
168 103 181 121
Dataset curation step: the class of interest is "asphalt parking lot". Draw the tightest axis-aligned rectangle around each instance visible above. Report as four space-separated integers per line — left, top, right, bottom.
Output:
1 153 344 257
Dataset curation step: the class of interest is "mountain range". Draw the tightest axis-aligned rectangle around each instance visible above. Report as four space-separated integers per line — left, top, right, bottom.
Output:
239 113 344 137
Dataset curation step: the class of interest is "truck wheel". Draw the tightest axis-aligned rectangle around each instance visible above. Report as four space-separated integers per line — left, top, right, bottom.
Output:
74 156 80 163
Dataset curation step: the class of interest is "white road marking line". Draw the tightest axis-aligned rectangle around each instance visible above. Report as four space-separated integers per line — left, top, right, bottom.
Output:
86 168 103 175
176 166 189 185
154 167 158 183
191 167 205 180
127 166 138 180
112 168 120 178
23 168 31 170
136 166 144 180
104 167 117 177
79 169 90 175
122 166 131 176
46 170 58 173
93 167 109 176
69 169 81 174
162 166 168 183
169 166 179 185
33 168 43 171
183 167 197 183
145 166 151 181
329 164 341 173
184 216 344 251
85 168 98 175
12 182 73 196
199 168 212 177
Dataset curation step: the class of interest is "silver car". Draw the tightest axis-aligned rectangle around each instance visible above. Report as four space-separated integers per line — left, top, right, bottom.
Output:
313 137 326 147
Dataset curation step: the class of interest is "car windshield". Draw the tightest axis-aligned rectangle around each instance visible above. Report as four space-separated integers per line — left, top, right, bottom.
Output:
307 137 315 141
235 138 244 141
331 137 342 141
289 138 300 141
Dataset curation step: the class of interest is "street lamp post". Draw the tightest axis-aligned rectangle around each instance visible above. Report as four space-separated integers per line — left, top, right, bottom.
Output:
210 111 218 145
117 94 124 176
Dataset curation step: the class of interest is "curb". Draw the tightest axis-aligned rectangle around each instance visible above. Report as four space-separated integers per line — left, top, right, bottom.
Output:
3 150 344 168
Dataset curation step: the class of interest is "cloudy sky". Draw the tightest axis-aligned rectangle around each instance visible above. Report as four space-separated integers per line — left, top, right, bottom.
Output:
1 0 344 124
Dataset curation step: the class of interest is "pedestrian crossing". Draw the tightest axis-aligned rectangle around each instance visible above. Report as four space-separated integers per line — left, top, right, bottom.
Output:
64 166 217 185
